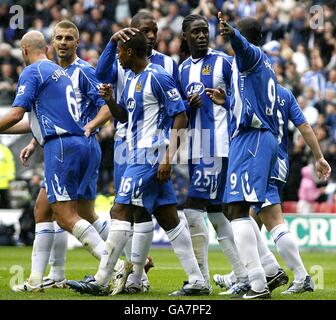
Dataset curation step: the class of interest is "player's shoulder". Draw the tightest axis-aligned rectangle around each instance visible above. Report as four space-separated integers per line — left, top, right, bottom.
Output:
208 48 233 65
147 63 169 77
74 58 98 80
151 49 173 62
179 57 192 72
22 60 57 81
75 58 95 73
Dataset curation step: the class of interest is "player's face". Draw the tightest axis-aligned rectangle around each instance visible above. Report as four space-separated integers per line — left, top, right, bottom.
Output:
136 18 158 56
185 20 209 59
53 27 79 61
117 45 131 70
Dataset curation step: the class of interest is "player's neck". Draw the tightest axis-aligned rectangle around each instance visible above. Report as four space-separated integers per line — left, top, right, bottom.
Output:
131 58 149 75
30 53 48 64
58 55 77 68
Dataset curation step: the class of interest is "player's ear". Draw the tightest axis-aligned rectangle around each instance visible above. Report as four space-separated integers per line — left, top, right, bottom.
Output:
182 32 186 40
127 48 132 56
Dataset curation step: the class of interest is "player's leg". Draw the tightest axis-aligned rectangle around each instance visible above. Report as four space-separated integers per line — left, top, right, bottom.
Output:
124 206 153 293
44 136 106 260
154 185 209 296
208 204 249 288
113 138 132 260
12 187 54 292
45 220 68 286
77 199 110 240
183 158 211 286
249 179 289 291
259 204 313 294
224 130 277 299
250 208 288 291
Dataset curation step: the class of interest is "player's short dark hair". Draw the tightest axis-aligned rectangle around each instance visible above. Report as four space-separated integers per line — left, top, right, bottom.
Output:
53 20 79 39
237 17 262 46
182 14 208 33
130 10 154 28
118 31 147 58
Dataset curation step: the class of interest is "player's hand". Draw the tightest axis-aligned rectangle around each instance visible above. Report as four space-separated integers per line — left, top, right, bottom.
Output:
205 87 226 105
218 12 234 37
188 93 202 109
84 123 93 138
19 143 36 167
157 163 172 184
99 83 113 101
316 158 331 181
111 28 139 43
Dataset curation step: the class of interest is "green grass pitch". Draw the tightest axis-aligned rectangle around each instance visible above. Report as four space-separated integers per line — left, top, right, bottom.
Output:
0 246 335 300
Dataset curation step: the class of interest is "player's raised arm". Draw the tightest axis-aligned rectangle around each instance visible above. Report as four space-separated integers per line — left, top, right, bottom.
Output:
95 27 139 83
218 12 262 73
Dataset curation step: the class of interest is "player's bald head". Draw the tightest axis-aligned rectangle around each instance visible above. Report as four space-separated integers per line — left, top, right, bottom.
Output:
21 31 47 51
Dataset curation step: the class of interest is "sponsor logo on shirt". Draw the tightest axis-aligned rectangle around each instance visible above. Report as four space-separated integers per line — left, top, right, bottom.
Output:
126 98 136 112
186 82 205 96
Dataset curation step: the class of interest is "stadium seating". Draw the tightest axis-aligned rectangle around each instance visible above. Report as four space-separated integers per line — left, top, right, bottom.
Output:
282 201 298 214
282 201 336 214
317 202 336 214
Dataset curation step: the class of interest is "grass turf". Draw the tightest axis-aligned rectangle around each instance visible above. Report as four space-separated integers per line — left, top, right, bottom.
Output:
0 246 335 300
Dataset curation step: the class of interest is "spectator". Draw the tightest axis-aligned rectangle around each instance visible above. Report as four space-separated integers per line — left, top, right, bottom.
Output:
0 144 15 208
71 2 90 32
297 164 321 214
0 63 17 104
297 95 319 126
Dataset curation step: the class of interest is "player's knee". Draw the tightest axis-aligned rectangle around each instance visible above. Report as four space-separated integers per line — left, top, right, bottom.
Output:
154 206 179 231
110 203 130 221
227 202 249 221
185 197 207 210
34 201 52 223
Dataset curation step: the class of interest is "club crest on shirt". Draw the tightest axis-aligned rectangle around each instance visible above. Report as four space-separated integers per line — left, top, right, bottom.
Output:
202 64 211 75
135 81 142 92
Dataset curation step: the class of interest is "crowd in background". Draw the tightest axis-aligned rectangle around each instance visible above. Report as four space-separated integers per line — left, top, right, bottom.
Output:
0 0 335 212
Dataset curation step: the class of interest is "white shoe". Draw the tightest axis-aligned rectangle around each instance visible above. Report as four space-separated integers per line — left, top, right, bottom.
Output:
124 280 143 294
213 273 235 289
218 282 250 296
12 280 43 292
169 280 210 296
281 275 314 294
42 277 68 289
142 279 150 292
110 260 133 295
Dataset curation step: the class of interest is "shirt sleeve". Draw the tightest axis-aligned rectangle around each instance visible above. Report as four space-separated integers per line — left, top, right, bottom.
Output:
80 65 106 109
288 90 307 127
95 41 118 83
230 29 262 73
12 67 39 111
151 70 186 117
